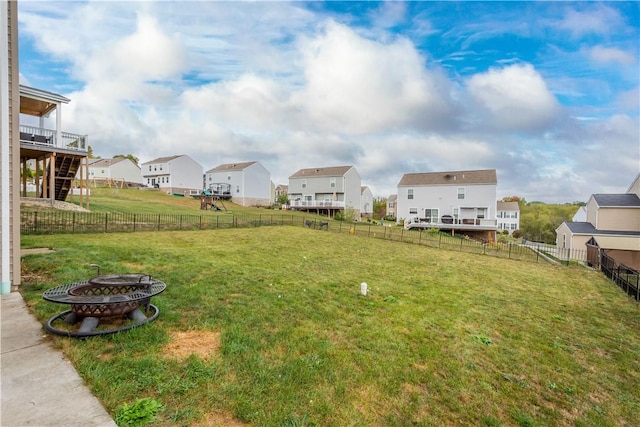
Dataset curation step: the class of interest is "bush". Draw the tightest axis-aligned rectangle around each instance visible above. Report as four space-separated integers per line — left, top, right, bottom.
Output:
512 229 523 239
115 398 164 427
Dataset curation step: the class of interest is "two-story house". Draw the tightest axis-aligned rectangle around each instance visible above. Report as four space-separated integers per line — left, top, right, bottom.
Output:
288 166 361 218
496 201 520 234
141 155 203 195
205 161 271 207
386 194 397 219
555 173 640 269
397 169 498 242
81 157 142 186
360 186 373 220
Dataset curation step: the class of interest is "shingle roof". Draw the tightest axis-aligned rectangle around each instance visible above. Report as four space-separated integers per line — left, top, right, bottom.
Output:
89 158 127 168
141 155 182 165
289 166 353 178
592 194 640 207
206 161 257 173
388 194 397 202
563 221 640 236
398 169 497 186
497 201 519 211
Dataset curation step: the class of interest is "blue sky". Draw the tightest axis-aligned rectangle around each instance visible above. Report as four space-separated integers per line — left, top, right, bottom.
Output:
17 1 640 203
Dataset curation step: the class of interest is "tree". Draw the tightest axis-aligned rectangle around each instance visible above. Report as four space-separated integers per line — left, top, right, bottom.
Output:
276 193 289 206
114 154 139 166
373 197 387 220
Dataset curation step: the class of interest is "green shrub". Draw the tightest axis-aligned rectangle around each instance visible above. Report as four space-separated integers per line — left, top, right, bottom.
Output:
115 398 164 427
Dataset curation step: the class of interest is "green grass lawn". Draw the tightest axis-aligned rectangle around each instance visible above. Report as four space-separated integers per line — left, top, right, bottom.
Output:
20 226 640 427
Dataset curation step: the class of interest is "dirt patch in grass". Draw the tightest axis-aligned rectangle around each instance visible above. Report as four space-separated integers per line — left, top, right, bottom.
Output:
162 329 221 360
191 411 250 427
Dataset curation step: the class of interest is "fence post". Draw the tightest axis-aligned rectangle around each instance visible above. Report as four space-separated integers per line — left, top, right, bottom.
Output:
418 230 422 245
439 232 442 248
133 214 137 232
368 223 371 238
104 213 108 233
72 212 76 233
157 214 161 231
508 243 512 259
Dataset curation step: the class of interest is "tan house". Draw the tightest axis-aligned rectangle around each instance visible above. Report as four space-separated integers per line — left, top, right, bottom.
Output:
386 194 397 219
555 173 640 269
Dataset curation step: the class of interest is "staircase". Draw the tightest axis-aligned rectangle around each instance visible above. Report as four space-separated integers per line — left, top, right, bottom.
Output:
42 155 82 201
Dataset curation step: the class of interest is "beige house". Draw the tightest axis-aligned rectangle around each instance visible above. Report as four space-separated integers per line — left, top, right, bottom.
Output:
1 1 20 292
555 173 640 269
386 194 397 219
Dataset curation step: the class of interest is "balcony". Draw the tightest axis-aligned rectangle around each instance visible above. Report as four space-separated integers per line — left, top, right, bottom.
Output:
20 125 88 155
290 199 346 209
406 217 498 231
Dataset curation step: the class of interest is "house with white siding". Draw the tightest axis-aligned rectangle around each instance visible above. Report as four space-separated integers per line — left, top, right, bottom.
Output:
81 157 142 186
288 165 361 218
397 169 498 242
496 201 520 234
360 186 373 219
141 155 203 195
205 161 271 207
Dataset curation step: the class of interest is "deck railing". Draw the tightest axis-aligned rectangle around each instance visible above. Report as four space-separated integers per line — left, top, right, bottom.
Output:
20 125 88 152
289 200 346 208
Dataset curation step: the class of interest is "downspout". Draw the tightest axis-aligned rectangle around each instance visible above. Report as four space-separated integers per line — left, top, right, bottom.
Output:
1 3 10 293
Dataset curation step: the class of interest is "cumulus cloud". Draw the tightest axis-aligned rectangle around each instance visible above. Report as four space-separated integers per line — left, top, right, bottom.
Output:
465 63 562 132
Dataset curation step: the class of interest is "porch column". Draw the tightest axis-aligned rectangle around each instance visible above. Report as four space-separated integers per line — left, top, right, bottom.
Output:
49 152 55 204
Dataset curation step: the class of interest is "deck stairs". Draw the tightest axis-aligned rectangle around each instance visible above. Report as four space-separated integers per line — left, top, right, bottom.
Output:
42 155 82 201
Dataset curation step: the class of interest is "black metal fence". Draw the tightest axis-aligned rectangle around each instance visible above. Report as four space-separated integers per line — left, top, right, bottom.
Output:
21 211 589 265
601 253 640 301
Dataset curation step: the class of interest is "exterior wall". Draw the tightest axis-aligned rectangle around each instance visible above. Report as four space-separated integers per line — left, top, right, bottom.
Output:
142 156 203 193
1 1 20 292
497 211 520 233
586 197 598 226
597 207 640 232
604 249 640 271
206 163 271 207
572 206 587 222
386 195 397 218
360 187 373 218
343 167 361 212
89 159 142 184
628 174 640 197
397 183 496 224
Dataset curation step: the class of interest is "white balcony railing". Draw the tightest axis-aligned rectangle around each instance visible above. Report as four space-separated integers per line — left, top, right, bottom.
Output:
290 200 346 208
20 125 88 152
406 217 498 229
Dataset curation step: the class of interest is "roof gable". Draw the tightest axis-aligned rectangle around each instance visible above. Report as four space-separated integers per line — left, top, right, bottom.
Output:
207 161 257 173
398 169 497 186
141 155 182 165
289 166 353 179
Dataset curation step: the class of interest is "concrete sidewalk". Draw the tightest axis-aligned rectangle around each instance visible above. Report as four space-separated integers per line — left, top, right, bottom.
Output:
1 292 117 427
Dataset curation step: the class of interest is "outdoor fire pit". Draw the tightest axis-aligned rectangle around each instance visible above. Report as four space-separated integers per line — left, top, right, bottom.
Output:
42 273 166 338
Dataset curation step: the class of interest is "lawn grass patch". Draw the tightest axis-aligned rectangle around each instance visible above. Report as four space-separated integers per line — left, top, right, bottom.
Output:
20 227 640 426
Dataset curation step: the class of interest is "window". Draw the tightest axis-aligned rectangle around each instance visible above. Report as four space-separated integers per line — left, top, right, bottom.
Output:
228 175 231 180
408 189 413 200
424 209 438 222
453 208 459 220
148 166 151 171
154 166 157 171
389 202 395 208
409 208 418 215
302 179 307 189
236 185 240 193
477 208 487 219
330 177 336 188
457 188 465 200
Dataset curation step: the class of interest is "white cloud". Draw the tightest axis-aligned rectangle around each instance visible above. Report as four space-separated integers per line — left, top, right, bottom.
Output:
557 5 624 38
589 46 636 65
466 64 561 132
292 21 455 134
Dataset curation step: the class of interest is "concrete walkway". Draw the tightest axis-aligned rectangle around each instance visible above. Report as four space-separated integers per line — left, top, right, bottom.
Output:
1 292 117 427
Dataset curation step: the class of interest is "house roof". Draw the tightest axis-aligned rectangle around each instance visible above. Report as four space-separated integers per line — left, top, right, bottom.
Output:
141 155 182 165
388 194 397 202
497 201 519 211
398 169 497 186
289 166 353 179
591 235 640 251
592 193 640 207
89 158 128 168
562 221 640 236
206 161 257 173
361 186 370 193
19 84 70 117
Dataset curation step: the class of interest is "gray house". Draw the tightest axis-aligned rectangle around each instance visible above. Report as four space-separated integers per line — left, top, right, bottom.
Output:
288 165 361 218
